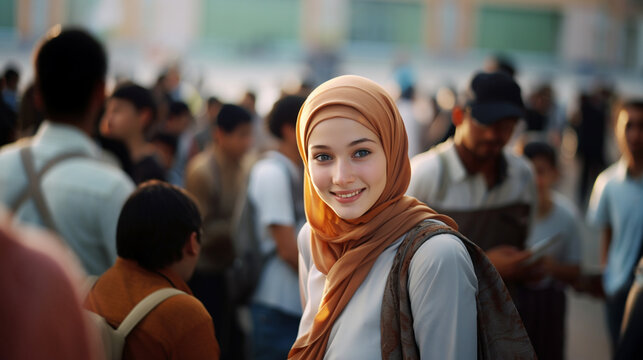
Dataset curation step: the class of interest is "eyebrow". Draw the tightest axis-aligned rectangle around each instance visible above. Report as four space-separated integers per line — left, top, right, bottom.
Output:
310 138 376 150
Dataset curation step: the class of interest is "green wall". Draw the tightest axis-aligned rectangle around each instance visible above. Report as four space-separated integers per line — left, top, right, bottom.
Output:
0 0 15 28
201 0 300 44
476 5 561 54
349 0 423 45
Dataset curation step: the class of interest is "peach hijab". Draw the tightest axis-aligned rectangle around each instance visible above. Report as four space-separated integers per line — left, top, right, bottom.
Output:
289 75 457 359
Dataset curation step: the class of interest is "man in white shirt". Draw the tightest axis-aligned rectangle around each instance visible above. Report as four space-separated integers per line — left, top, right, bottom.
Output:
408 71 538 285
247 95 306 360
0 28 134 275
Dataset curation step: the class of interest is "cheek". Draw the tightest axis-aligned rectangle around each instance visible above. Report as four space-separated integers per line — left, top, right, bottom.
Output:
309 165 331 194
362 155 387 192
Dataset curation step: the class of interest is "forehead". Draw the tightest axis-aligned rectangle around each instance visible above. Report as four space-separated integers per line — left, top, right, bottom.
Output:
308 118 380 146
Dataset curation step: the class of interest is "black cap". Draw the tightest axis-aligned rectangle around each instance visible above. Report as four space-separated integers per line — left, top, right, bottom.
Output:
466 72 525 125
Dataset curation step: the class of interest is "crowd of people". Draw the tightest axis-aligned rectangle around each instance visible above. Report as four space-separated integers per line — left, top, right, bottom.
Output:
1 26 642 360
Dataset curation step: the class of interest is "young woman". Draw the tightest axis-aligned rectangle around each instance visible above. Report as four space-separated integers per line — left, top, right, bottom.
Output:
289 75 534 360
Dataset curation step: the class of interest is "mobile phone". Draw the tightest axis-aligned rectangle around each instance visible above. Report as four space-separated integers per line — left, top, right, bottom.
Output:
524 234 562 265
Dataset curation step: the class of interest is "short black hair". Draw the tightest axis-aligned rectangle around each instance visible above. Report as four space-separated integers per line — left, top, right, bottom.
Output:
3 67 19 84
34 28 107 121
267 95 306 139
116 181 202 271
216 104 252 133
151 132 178 154
168 101 190 118
111 83 157 129
523 141 557 168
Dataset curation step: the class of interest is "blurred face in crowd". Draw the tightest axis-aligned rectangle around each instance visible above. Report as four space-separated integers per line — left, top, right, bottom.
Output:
215 123 254 161
455 109 517 161
530 156 558 200
617 106 643 165
166 112 191 135
101 98 148 140
307 118 387 220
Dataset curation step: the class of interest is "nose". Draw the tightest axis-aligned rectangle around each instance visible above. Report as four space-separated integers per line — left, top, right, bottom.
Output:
332 158 355 186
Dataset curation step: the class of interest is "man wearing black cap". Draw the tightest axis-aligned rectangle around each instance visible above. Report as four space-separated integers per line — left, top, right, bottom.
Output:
408 71 538 282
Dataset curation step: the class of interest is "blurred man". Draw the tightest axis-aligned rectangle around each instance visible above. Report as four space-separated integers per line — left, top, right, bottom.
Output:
165 101 194 186
2 65 20 112
408 71 538 301
588 100 643 349
101 83 165 184
521 141 582 360
0 28 134 275
247 95 306 360
185 104 254 360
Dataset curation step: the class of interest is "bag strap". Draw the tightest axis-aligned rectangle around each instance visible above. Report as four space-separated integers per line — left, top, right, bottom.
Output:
268 152 300 225
13 146 87 232
116 288 187 338
435 150 449 203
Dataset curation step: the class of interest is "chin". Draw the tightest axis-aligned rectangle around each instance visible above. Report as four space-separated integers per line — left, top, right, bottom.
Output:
330 205 367 220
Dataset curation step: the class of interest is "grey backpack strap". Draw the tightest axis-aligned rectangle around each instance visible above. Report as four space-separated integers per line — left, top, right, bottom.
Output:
435 150 450 203
116 288 187 338
13 147 87 232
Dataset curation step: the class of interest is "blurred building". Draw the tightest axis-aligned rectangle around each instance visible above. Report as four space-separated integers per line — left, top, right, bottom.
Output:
1 0 643 70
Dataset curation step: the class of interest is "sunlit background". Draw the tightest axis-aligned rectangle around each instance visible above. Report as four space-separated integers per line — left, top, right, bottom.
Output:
2 0 643 113
2 1 643 359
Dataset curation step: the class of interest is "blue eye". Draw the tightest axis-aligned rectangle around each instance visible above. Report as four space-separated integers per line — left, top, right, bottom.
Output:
354 149 371 158
314 153 332 162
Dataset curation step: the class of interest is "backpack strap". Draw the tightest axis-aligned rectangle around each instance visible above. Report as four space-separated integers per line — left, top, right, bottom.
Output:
116 288 187 338
13 146 88 232
381 220 535 360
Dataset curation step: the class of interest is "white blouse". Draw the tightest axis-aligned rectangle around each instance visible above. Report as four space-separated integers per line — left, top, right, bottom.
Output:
296 223 479 360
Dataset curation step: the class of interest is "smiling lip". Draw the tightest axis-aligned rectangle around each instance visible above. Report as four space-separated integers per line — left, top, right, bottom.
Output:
331 188 365 204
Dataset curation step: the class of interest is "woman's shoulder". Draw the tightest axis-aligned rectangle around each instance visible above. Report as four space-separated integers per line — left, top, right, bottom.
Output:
407 229 476 286
412 232 470 264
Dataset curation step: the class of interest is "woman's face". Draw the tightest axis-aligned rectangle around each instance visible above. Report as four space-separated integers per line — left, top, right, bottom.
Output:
307 118 387 220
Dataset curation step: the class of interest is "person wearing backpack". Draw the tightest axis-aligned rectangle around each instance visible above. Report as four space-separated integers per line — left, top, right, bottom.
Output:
246 95 306 360
289 75 535 359
84 181 220 360
0 28 134 275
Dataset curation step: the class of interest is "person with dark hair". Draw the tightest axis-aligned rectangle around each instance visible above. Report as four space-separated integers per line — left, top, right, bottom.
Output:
2 65 20 112
193 96 223 152
100 83 165 184
16 83 45 138
85 181 220 359
247 95 306 359
520 141 582 360
184 104 254 360
484 54 517 78
588 99 643 350
409 72 537 279
0 28 134 275
165 100 195 186
408 72 541 323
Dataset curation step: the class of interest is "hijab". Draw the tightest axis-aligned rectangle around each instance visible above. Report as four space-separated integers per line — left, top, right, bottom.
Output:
289 75 457 359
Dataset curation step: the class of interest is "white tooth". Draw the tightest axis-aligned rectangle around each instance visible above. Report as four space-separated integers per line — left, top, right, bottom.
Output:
338 190 360 198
